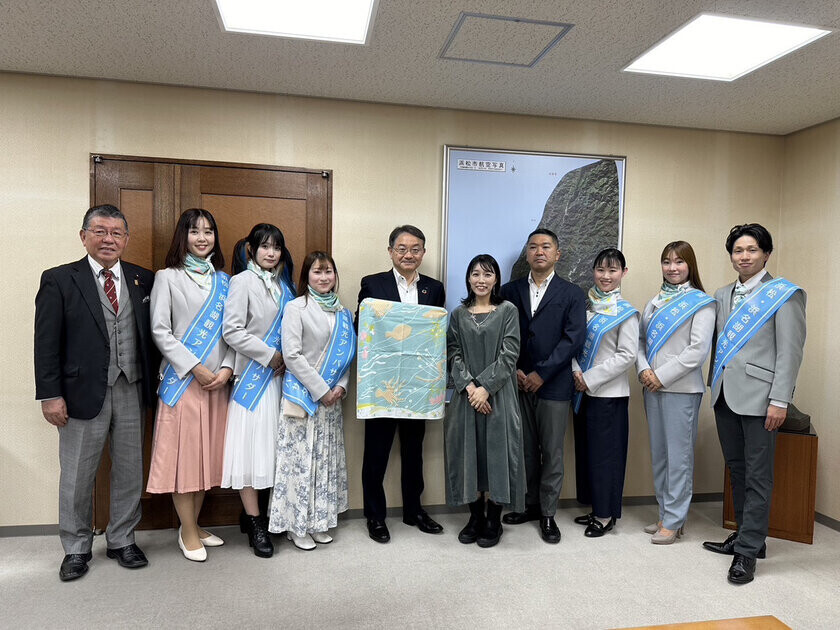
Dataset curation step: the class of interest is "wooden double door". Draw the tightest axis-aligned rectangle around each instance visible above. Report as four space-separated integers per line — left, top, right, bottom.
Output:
91 154 332 530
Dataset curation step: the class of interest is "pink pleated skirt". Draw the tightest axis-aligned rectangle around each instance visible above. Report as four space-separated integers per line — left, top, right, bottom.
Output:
146 379 230 494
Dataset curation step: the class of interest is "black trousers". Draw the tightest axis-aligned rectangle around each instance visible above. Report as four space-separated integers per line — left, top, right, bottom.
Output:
576 394 629 519
714 394 777 559
573 403 591 505
362 418 426 520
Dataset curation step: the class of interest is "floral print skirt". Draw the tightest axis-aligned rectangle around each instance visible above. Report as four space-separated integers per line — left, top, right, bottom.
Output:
268 402 348 537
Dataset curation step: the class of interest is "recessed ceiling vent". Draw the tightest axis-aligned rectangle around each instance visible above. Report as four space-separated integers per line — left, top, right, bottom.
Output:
439 12 573 68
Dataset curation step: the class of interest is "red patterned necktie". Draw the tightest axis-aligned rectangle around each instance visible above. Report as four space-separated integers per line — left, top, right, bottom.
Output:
102 269 119 314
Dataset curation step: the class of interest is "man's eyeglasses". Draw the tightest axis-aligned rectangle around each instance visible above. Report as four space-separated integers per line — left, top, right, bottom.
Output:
392 246 423 256
85 227 128 240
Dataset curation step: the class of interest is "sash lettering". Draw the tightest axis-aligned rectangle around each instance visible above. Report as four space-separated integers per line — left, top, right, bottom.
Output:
710 277 802 390
645 289 715 362
282 308 357 415
573 299 638 413
231 280 295 411
158 272 230 407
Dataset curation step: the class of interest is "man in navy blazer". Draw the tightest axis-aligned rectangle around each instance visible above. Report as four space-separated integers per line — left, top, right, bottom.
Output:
499 229 586 543
34 205 157 581
357 225 446 543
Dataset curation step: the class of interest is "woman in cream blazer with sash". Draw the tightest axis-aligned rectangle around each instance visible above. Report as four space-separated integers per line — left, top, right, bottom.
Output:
637 240 715 545
147 209 235 562
268 251 353 550
571 248 639 537
221 223 294 558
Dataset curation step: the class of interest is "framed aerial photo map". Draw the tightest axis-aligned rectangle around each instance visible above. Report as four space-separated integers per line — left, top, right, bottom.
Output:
441 146 626 313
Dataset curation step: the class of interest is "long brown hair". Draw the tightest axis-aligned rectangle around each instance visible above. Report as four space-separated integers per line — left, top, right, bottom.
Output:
298 251 339 299
164 208 225 270
661 241 704 292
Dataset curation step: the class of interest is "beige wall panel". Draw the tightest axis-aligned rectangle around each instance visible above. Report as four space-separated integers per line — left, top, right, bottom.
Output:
781 117 840 522
1 72 787 526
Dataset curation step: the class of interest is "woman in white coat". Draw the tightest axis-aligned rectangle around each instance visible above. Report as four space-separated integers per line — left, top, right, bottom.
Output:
571 248 639 537
637 241 715 544
222 223 295 558
268 251 356 550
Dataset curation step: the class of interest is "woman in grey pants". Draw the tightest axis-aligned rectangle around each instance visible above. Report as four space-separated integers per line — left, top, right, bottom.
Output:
637 241 715 544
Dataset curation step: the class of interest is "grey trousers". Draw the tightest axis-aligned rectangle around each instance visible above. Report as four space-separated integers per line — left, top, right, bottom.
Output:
644 390 702 530
714 394 777 559
518 392 569 516
58 375 144 554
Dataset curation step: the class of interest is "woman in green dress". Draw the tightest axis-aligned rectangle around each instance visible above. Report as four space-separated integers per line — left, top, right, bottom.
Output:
445 254 525 548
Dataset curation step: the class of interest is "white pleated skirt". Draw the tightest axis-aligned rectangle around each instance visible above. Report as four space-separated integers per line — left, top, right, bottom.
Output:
221 376 281 490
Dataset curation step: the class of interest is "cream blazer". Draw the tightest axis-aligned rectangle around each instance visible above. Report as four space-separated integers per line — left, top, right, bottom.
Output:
281 295 350 403
572 311 639 398
636 297 715 394
223 270 283 376
150 267 235 379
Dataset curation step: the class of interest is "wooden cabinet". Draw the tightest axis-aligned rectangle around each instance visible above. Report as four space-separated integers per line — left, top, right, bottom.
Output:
723 426 818 544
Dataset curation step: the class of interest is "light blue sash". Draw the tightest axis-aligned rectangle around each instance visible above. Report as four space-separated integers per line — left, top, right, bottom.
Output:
282 307 357 416
158 272 230 407
573 299 637 413
710 277 802 390
230 280 295 411
645 289 715 362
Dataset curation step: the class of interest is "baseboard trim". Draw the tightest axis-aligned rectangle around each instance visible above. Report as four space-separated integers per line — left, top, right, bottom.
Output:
0 524 59 537
5 495 838 536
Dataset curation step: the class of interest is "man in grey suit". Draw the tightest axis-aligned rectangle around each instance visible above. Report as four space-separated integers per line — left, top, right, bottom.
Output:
703 223 806 584
35 205 157 581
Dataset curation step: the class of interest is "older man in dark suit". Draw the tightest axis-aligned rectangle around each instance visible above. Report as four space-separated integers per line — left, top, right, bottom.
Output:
35 204 157 581
357 225 446 543
499 229 586 543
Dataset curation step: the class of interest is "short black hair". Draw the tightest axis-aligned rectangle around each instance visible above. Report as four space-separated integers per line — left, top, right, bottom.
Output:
527 228 559 248
388 225 426 248
725 223 773 255
461 254 504 307
592 247 626 270
82 204 128 232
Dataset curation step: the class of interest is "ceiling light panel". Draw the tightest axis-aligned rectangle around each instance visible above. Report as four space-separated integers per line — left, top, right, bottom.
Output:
215 0 378 45
624 13 831 81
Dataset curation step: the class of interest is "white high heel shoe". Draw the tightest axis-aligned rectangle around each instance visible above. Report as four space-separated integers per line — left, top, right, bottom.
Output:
178 527 207 562
286 532 316 550
199 530 225 547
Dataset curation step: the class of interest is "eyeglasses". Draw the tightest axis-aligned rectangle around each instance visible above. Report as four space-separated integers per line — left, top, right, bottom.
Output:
392 246 424 256
85 227 128 240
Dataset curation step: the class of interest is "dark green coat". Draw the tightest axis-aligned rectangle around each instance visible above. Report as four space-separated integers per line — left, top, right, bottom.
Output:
444 301 526 509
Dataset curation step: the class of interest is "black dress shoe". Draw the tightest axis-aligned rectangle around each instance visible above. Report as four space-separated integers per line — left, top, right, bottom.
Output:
574 512 594 526
367 519 390 543
403 511 443 534
59 552 92 581
584 517 616 538
106 543 149 569
502 505 541 525
728 552 756 584
703 531 766 559
539 516 561 544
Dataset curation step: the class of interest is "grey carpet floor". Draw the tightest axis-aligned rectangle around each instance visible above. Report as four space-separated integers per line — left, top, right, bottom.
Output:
1 502 837 629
